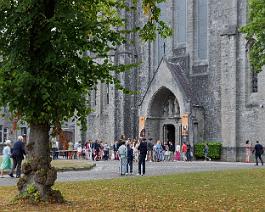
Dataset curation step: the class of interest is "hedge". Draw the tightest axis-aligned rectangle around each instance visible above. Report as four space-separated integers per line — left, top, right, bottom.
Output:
194 142 222 160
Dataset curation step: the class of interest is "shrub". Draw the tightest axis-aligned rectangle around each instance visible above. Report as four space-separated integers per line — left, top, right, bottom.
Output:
194 142 222 160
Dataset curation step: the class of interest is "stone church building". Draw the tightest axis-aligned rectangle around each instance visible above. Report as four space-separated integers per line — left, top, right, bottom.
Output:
85 0 265 162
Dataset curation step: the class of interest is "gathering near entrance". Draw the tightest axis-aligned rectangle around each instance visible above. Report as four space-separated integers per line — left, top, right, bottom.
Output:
0 134 264 178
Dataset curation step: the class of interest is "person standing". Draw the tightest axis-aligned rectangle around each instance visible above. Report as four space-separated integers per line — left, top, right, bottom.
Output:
51 137 58 160
186 143 192 161
168 141 175 161
252 141 264 166
155 140 163 162
147 138 154 162
0 140 12 177
175 144 181 161
244 140 251 163
138 138 147 176
9 136 26 178
181 142 187 161
84 140 91 160
118 141 127 175
126 141 134 175
204 143 211 161
103 142 110 160
113 141 119 160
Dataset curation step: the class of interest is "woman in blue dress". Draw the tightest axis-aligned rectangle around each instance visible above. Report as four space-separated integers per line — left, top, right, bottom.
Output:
0 140 12 177
155 140 163 162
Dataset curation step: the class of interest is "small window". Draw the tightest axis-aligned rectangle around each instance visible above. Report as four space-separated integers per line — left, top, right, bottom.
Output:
94 88 97 106
21 127 27 135
0 125 2 143
106 84 110 105
252 71 258 93
3 128 8 142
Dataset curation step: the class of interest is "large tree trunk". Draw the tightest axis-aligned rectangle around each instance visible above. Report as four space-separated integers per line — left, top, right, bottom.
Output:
17 124 64 203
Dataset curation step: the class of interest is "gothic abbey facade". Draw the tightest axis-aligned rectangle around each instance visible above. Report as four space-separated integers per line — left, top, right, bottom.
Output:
85 0 265 161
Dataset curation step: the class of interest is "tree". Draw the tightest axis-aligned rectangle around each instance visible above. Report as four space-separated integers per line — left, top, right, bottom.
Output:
241 0 265 71
0 0 171 202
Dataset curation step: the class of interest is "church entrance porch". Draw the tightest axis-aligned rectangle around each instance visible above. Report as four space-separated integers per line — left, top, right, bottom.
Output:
144 87 183 145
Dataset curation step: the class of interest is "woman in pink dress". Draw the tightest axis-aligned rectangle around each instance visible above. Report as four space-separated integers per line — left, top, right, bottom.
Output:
175 144 181 161
245 140 251 163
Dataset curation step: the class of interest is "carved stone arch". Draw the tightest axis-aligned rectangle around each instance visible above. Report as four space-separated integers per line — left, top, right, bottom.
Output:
147 86 180 118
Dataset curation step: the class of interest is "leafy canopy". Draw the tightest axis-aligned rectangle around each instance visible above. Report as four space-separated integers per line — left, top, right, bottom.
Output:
241 0 265 71
0 0 171 128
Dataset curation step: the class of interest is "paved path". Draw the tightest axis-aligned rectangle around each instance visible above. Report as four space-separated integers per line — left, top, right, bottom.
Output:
0 160 261 187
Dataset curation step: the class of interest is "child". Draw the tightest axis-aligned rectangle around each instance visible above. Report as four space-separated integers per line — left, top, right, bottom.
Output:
77 145 83 159
0 140 12 177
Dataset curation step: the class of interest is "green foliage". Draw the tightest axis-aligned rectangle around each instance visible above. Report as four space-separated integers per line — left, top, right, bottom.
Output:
241 0 265 71
194 142 222 160
0 0 171 129
18 184 41 203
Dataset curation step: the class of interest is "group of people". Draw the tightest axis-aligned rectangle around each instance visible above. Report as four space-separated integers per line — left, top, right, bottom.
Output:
0 135 26 178
1 135 264 178
114 137 198 176
83 140 110 161
117 138 147 176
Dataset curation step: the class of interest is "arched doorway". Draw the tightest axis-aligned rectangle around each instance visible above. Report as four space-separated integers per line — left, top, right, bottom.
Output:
163 124 175 146
145 87 181 145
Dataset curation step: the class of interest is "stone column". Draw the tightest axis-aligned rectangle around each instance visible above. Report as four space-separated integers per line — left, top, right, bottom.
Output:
220 28 238 161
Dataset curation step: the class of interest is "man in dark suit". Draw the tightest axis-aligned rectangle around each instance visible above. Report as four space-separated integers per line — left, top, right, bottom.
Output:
253 141 264 166
9 135 26 178
138 138 147 176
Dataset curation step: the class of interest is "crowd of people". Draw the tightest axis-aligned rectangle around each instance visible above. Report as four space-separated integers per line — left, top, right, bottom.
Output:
61 137 196 163
0 135 263 178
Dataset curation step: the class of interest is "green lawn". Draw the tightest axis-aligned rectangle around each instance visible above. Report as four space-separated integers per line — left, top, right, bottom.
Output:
0 168 265 211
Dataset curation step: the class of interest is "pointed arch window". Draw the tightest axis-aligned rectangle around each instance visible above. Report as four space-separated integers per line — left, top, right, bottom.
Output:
196 0 208 60
157 2 167 63
175 0 187 45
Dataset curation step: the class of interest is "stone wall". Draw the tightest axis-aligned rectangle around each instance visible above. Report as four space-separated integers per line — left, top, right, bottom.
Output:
85 0 265 162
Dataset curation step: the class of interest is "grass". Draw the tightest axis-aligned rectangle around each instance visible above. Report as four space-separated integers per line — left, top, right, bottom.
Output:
0 168 265 211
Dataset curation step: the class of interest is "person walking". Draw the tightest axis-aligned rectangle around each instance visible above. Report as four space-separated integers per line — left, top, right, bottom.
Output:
252 141 264 166
204 143 211 161
0 140 12 178
138 138 147 176
9 136 26 178
126 141 134 175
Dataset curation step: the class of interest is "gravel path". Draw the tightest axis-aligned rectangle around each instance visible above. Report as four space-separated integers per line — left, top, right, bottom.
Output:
0 160 261 187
